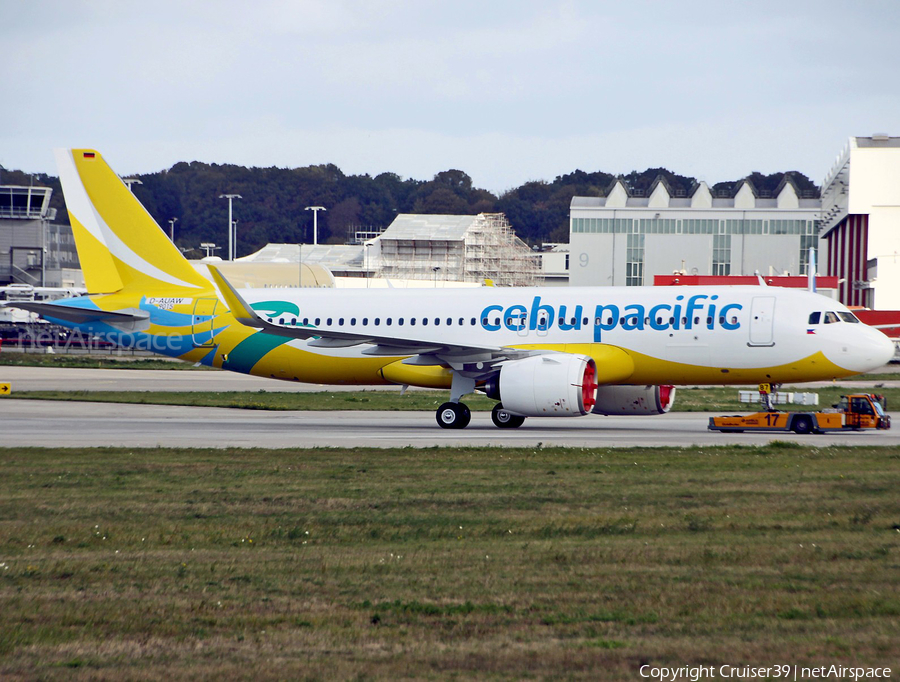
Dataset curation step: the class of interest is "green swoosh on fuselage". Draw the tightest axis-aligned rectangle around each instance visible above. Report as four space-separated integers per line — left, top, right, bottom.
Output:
250 300 301 318
223 331 291 373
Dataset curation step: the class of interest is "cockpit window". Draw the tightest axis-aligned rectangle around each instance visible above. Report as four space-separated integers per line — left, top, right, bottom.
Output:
824 312 839 324
837 311 860 323
808 312 821 325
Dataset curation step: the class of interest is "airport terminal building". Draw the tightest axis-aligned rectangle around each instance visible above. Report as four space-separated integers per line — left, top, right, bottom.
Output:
568 176 821 288
568 135 900 314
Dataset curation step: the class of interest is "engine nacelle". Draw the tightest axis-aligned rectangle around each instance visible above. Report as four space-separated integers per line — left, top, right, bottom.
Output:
591 385 675 415
485 354 598 417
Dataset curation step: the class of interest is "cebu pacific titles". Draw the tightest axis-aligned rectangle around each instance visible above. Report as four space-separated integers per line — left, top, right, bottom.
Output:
6 150 894 430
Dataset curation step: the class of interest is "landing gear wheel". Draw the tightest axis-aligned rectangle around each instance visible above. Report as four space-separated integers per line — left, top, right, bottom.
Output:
792 415 813 434
436 402 471 429
457 403 471 428
491 403 526 429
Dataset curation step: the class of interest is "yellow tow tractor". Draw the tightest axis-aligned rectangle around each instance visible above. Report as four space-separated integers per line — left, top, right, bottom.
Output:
709 384 891 435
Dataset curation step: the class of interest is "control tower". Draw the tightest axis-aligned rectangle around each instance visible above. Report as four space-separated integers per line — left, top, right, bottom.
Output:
0 184 80 287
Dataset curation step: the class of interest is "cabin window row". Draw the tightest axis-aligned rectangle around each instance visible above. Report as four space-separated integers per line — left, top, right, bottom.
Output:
272 316 482 327
270 314 739 329
499 315 734 328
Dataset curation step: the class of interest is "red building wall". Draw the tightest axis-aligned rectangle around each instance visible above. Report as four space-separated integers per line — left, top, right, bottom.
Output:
825 214 869 307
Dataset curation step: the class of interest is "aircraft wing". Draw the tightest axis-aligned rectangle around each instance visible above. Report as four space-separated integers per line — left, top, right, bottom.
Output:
207 266 536 369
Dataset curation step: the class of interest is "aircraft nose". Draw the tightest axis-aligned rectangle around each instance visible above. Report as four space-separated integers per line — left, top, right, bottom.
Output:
872 329 896 367
841 325 897 373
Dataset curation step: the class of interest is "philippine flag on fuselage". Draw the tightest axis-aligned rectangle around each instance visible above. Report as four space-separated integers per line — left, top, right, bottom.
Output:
807 329 816 335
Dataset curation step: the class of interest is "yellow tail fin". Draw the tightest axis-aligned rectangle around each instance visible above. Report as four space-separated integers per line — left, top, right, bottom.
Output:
55 149 210 294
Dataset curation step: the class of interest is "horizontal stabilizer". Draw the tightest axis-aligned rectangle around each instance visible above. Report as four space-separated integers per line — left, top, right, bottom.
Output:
3 300 150 329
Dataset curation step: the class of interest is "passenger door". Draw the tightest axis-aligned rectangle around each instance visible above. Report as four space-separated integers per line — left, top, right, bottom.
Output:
748 296 775 346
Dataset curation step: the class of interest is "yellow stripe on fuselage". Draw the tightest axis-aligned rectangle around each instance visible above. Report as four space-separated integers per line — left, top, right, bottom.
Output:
620 347 856 385
245 343 856 388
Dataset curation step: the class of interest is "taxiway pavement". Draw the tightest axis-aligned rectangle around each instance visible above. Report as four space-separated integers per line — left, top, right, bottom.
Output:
2 399 897 449
0 366 397 392
2 364 897 449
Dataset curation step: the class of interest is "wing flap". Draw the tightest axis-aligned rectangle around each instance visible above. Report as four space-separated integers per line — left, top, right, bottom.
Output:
362 344 443 356
307 337 375 348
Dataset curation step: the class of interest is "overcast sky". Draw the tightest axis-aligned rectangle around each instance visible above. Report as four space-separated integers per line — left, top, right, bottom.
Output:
2 0 899 192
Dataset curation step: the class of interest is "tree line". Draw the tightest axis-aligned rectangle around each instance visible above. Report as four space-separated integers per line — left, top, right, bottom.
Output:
0 163 819 258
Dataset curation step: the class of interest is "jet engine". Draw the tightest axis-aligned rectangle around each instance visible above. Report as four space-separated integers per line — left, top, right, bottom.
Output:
484 354 597 417
591 385 675 415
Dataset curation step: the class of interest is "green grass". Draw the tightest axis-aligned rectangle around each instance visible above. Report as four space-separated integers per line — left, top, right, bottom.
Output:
0 445 898 679
4 385 899 413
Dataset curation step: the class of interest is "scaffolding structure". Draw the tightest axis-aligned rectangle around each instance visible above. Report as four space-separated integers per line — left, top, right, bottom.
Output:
464 213 541 286
377 213 541 286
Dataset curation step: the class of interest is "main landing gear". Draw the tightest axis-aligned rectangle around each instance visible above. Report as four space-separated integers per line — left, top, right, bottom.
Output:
435 401 527 429
491 403 525 429
436 402 471 429
436 373 477 430
434 372 527 430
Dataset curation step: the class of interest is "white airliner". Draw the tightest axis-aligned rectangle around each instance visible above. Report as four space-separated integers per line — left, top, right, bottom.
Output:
7 150 894 429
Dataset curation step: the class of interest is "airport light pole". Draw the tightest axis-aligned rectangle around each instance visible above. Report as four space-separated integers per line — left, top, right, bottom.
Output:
305 206 326 245
123 178 142 193
168 217 178 243
232 220 238 258
219 194 242 260
200 242 219 258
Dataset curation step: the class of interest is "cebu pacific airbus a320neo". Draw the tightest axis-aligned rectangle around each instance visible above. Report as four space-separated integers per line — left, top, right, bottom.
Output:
8 150 894 429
